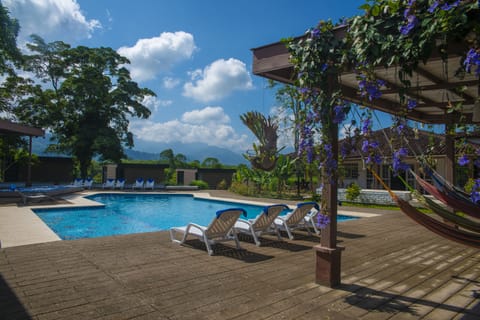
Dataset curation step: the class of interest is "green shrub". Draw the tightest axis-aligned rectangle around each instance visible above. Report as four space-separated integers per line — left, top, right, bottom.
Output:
345 183 361 202
216 179 228 190
229 181 250 196
190 180 209 189
464 178 475 193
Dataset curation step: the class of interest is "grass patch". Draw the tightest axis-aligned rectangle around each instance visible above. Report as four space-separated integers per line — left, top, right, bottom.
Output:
341 201 433 213
340 201 400 210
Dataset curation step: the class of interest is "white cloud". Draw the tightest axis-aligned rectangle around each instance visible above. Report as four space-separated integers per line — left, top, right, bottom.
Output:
4 0 101 43
163 77 181 89
117 31 196 82
141 96 172 113
130 106 249 152
181 106 230 124
183 58 253 102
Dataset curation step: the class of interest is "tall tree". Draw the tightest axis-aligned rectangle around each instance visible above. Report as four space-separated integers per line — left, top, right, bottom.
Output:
0 3 21 75
269 80 310 195
268 80 305 155
16 36 154 178
240 111 282 171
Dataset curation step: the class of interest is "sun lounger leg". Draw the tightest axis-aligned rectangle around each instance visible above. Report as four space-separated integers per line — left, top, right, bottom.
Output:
305 224 312 236
251 228 261 246
233 232 242 250
311 220 320 235
284 224 294 240
169 229 182 244
274 225 283 241
203 234 214 255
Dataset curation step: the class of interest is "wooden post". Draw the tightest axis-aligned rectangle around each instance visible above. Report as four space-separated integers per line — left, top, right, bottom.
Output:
314 71 344 288
445 120 455 186
27 136 33 187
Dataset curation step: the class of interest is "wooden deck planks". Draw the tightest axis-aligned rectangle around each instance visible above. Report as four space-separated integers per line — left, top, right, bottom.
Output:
1 200 480 319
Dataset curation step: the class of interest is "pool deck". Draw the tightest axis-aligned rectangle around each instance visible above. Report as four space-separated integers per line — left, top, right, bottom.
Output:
1 190 479 319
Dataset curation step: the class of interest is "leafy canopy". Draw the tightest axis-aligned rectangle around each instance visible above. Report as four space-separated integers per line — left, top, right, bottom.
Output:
15 36 155 178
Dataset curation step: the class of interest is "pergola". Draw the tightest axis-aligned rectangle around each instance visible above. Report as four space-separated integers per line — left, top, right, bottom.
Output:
251 25 479 287
0 119 45 186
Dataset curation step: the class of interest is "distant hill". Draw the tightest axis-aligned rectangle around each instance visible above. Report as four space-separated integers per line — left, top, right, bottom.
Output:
124 142 248 165
31 136 247 165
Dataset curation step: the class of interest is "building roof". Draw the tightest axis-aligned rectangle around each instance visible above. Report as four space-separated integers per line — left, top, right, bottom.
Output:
251 26 478 125
0 119 44 137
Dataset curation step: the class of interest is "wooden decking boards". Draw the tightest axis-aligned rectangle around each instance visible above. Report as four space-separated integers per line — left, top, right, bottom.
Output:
0 193 479 319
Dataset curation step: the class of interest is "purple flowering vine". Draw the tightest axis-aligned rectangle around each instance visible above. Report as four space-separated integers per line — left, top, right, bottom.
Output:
475 149 480 168
358 77 385 101
392 147 410 175
400 14 418 35
310 28 320 39
458 154 470 166
407 98 417 110
470 179 480 204
320 143 338 178
464 48 480 77
362 140 382 165
362 117 372 135
316 212 331 229
298 125 315 163
333 103 347 124
440 0 460 11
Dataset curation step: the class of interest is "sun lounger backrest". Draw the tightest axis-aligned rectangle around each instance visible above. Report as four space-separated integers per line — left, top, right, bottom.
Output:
286 202 318 225
205 208 246 239
253 204 289 230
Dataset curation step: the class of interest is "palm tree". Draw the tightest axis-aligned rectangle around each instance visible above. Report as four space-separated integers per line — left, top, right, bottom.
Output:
240 111 282 171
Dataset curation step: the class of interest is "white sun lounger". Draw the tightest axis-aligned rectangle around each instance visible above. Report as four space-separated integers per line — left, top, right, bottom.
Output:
274 202 319 239
170 208 246 255
233 204 289 246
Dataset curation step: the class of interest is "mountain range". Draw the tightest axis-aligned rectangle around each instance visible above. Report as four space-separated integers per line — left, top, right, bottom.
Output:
31 136 248 165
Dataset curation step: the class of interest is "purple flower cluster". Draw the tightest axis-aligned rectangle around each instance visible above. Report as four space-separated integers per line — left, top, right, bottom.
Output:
402 0 460 36
316 212 331 229
407 99 417 110
471 179 480 204
362 140 382 165
475 149 480 168
464 48 480 77
358 77 386 101
400 0 418 35
429 0 460 12
319 143 338 178
393 117 407 135
310 28 320 39
458 154 470 166
392 147 410 175
362 117 372 135
298 125 315 163
400 15 418 35
326 144 337 168
333 103 347 124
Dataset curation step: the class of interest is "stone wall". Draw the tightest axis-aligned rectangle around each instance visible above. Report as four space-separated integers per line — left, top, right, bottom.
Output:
338 188 411 205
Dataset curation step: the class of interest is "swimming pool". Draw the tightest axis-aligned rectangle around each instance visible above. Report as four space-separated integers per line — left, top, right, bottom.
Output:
33 193 357 240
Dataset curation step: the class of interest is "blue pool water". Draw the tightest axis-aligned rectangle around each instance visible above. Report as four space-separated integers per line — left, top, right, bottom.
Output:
33 193 357 240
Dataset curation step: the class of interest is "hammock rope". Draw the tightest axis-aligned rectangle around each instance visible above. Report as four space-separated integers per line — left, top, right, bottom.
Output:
395 170 480 233
370 168 480 248
411 170 480 220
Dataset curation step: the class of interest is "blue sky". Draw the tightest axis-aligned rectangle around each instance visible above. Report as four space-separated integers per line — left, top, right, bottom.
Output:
4 0 365 155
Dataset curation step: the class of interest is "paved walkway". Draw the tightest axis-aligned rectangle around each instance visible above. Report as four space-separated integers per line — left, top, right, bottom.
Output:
0 191 479 319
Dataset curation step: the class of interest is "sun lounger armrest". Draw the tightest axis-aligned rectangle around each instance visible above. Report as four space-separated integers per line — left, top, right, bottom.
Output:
274 216 287 224
185 223 207 233
235 219 253 228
